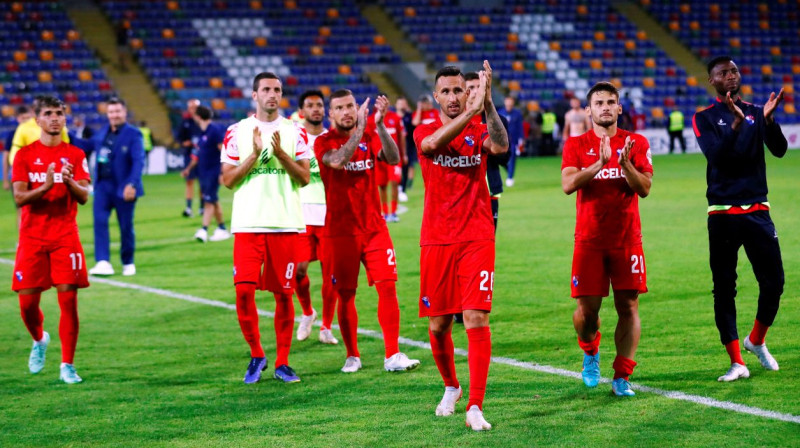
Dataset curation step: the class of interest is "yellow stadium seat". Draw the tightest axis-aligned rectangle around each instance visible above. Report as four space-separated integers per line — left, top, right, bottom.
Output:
209 78 223 88
319 85 331 97
729 20 740 30
535 61 547 71
680 4 691 13
758 3 768 13
625 40 636 50
741 85 753 95
130 38 144 50
319 27 331 37
636 30 648 40
709 4 720 14
96 102 108 114
512 61 524 71
373 35 386 45
479 15 490 25
254 37 267 47
463 33 475 44
594 31 605 41
651 107 665 119
793 65 800 75
770 47 781 56
67 30 80 41
38 71 52 83
284 0 297 9
590 59 603 70
730 38 741 48
640 0 651 6
526 101 540 112
170 78 184 89
669 21 680 31
549 41 561 51
507 81 521 91
686 76 698 87
212 99 226 110
582 41 593 51
311 46 324 56
570 50 581 60
759 20 769 30
644 58 656 68
577 5 588 15
250 1 262 9
11 2 23 13
785 104 796 114
404 7 415 17
338 65 351 75
761 65 773 76
41 30 54 41
784 84 795 94
14 51 27 62
642 78 655 88
78 70 93 81
446 53 458 62
167 1 179 10
611 78 623 88
279 98 290 109
690 21 700 31
327 8 339 18
508 33 519 43
162 28 175 39
2 105 15 118
40 50 54 61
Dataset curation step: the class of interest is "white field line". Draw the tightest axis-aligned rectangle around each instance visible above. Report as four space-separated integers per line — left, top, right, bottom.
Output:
1 257 798 425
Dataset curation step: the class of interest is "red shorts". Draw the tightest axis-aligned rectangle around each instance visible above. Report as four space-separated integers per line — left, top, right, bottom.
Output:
12 236 90 292
419 240 495 317
570 244 648 298
323 227 397 290
375 161 401 187
297 225 325 263
233 233 299 293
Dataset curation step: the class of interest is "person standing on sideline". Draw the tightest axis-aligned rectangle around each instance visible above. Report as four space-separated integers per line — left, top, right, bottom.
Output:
498 96 523 187
561 81 653 397
182 106 229 243
178 98 203 217
668 109 686 154
314 90 420 374
693 56 788 382
12 96 91 384
396 97 416 202
87 98 144 277
414 62 508 431
540 108 557 156
563 97 591 141
221 72 310 384
292 89 339 345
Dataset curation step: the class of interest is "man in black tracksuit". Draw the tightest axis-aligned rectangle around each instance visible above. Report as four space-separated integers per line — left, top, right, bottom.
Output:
693 55 788 383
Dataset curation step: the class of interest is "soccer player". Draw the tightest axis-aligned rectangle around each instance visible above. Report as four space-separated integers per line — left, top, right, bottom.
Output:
178 98 203 217
395 97 416 202
4 106 33 191
314 90 420 374
561 81 653 397
221 72 311 384
293 89 339 345
12 96 91 384
693 56 788 382
182 105 229 243
412 94 438 126
369 98 405 222
414 62 508 431
498 96 523 187
563 97 592 141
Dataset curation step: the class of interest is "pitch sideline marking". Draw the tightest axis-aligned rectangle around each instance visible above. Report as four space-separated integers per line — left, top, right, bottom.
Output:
1 257 798 425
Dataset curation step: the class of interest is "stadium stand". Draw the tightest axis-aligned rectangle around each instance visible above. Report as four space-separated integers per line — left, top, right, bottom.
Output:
382 0 796 127
0 2 117 142
99 0 401 127
643 0 798 124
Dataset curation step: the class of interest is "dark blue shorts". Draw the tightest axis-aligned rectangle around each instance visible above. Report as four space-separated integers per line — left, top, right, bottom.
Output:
199 172 220 203
184 152 198 180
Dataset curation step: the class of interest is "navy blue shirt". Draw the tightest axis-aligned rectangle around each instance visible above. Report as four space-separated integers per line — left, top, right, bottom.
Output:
97 129 118 181
194 122 224 177
693 98 788 206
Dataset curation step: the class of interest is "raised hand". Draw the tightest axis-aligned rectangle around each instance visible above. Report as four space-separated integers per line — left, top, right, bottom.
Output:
618 136 634 167
763 88 784 124
357 97 371 130
374 95 389 125
44 162 56 189
482 60 494 105
599 135 611 166
467 72 487 115
270 131 284 160
724 91 745 121
61 161 74 181
252 126 263 159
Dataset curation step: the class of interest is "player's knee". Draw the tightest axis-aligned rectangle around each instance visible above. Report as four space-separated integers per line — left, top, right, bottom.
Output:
296 263 309 278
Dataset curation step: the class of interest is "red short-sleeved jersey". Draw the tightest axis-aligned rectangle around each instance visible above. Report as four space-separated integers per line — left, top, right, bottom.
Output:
12 141 90 242
414 115 494 246
367 110 404 147
561 129 653 249
314 127 386 237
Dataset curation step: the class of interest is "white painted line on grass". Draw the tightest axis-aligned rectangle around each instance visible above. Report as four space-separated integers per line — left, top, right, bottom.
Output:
2 257 798 425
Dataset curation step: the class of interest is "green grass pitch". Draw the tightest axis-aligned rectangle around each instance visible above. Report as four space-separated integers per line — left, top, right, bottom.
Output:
1 152 799 447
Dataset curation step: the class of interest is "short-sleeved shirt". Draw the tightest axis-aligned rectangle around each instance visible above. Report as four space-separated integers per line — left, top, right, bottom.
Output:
314 127 385 237
561 129 653 249
220 116 311 167
367 110 404 147
414 115 494 246
12 140 91 242
193 122 225 175
418 109 438 126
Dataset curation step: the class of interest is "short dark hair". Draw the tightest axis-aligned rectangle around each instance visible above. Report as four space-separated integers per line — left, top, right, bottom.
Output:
35 96 65 115
435 66 463 84
299 89 325 108
463 71 480 82
329 89 354 104
195 105 212 120
706 55 734 75
107 97 127 107
15 105 31 116
252 72 281 92
586 82 619 104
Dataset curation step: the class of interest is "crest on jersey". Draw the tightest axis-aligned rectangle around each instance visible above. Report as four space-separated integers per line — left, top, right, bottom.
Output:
15 271 23 281
421 296 431 308
232 266 237 277
358 143 368 152
331 274 337 285
61 157 69 165
572 276 579 287
464 136 475 147
745 115 755 125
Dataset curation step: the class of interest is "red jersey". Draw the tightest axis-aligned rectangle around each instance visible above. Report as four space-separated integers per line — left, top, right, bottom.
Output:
314 127 386 237
12 141 91 242
414 115 494 246
418 109 438 126
367 110 404 147
561 129 653 249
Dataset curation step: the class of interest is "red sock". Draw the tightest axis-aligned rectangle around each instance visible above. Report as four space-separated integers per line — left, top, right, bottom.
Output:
320 274 337 330
57 290 79 364
295 275 313 316
273 293 294 367
612 355 637 380
235 283 265 358
429 328 459 389
466 326 491 411
577 331 601 356
390 199 397 214
749 319 769 345
337 289 360 358
375 281 400 358
381 203 389 215
725 339 746 365
19 292 44 341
